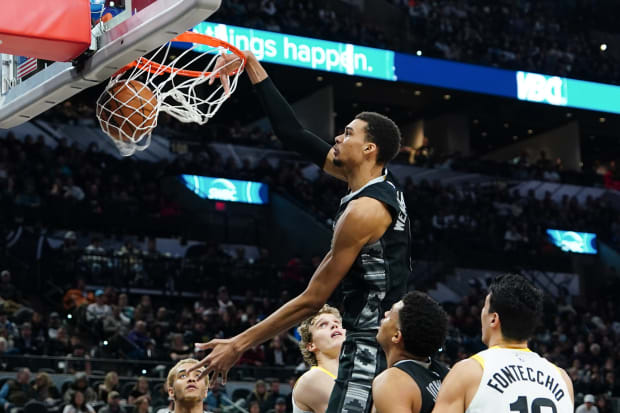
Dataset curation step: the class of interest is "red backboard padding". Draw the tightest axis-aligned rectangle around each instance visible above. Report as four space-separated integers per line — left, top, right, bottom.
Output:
0 0 91 62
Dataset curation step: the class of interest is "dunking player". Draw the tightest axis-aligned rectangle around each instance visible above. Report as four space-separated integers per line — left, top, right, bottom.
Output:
373 292 449 413
431 274 574 413
166 359 209 413
190 51 411 413
293 305 346 413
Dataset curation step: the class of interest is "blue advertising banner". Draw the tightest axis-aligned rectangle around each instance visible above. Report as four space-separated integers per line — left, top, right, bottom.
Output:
181 174 269 205
176 23 620 114
191 22 396 81
546 229 597 254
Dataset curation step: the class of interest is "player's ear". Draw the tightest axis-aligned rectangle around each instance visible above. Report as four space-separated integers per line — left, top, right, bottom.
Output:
306 342 317 353
363 142 377 153
489 312 499 328
392 329 402 344
167 384 175 401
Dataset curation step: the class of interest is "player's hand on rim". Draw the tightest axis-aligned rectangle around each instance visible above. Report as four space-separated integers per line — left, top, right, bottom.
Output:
208 51 249 95
189 338 242 386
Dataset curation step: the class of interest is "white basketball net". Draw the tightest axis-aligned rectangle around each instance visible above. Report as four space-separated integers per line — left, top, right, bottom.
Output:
96 35 245 156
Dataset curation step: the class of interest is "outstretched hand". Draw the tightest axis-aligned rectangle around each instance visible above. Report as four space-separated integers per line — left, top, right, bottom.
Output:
208 52 246 95
188 337 243 386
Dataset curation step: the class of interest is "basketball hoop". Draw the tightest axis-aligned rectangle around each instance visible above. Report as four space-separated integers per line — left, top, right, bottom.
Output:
96 32 246 156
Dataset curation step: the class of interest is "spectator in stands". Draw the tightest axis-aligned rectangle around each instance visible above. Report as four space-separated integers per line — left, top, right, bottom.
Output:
267 397 287 413
13 322 44 355
0 368 35 413
245 400 260 413
98 372 119 403
0 337 8 359
204 382 231 413
63 279 93 311
128 377 151 405
150 383 169 409
62 391 95 413
47 326 71 356
86 290 112 322
0 308 18 339
265 381 283 410
103 306 131 337
0 270 18 302
99 391 125 413
216 286 234 311
62 177 85 202
118 293 134 321
134 396 150 413
246 380 270 413
576 394 598 413
265 335 290 367
127 320 149 359
47 312 62 340
169 333 191 361
64 372 97 404
65 343 92 375
83 237 109 274
32 372 60 405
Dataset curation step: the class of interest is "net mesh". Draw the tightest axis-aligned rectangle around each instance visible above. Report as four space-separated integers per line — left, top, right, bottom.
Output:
96 34 245 156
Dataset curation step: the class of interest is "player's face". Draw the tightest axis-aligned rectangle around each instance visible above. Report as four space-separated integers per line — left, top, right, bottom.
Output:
377 300 403 348
333 119 373 167
308 313 346 357
168 363 208 403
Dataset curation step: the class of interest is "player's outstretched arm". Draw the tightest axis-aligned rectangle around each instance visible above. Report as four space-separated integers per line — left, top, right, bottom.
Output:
431 359 481 413
212 51 346 181
189 197 391 384
373 369 419 413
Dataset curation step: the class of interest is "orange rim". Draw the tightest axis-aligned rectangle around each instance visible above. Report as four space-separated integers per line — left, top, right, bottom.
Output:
115 32 246 78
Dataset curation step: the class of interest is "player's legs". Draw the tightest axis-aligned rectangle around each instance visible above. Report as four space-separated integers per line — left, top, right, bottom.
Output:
326 336 386 413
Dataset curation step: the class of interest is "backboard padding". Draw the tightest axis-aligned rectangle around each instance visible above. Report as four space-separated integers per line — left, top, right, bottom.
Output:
0 0 221 129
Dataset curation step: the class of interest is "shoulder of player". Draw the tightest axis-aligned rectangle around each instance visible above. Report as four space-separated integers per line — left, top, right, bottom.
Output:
294 368 332 394
373 367 419 397
374 366 418 389
444 357 483 383
293 369 333 409
373 368 418 410
342 197 392 223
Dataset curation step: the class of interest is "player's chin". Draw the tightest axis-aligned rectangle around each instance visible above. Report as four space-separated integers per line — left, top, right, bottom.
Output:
332 158 344 167
179 394 203 402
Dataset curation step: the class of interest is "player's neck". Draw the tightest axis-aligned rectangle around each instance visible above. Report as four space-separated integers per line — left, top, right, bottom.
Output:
173 401 204 413
346 162 385 192
316 354 339 377
488 336 528 349
387 348 427 368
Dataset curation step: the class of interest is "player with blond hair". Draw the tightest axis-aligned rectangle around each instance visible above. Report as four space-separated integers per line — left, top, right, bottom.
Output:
293 305 346 413
166 359 209 413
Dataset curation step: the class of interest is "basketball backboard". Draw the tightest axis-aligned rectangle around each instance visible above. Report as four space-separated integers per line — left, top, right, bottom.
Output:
0 0 221 129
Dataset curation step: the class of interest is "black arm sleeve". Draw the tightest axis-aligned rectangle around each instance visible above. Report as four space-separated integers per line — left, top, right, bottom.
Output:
254 77 332 168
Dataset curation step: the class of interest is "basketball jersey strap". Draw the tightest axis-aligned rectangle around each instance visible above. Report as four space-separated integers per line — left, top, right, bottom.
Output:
311 365 337 379
393 359 449 413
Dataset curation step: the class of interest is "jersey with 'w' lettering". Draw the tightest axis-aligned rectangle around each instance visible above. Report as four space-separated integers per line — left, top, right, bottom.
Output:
333 169 411 337
466 347 573 413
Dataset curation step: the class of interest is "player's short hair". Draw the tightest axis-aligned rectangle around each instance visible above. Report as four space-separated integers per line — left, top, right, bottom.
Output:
355 112 402 165
488 274 543 341
399 291 448 358
166 358 208 390
297 305 342 366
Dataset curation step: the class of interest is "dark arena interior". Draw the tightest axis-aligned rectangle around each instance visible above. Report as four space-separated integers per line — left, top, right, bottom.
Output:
1 1 620 413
